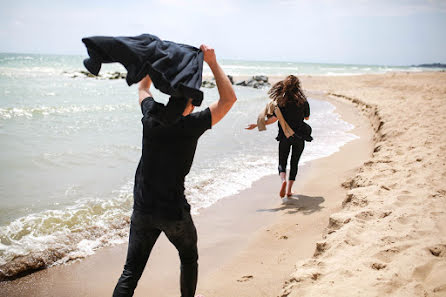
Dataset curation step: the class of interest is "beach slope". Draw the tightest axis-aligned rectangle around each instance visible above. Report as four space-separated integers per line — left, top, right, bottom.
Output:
279 72 446 296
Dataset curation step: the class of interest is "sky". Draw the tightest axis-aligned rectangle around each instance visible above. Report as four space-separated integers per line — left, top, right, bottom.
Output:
0 0 445 65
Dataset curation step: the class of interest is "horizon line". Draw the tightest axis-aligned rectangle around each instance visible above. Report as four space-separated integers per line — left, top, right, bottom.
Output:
0 51 444 68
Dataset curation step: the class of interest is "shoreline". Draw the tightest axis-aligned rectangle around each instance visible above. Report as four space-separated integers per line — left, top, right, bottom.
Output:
0 82 373 296
197 89 373 296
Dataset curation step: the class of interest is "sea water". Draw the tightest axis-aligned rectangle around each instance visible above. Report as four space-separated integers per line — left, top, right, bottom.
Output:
0 53 435 276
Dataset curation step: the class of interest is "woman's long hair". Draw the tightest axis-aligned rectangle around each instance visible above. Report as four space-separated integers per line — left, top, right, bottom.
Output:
268 75 307 107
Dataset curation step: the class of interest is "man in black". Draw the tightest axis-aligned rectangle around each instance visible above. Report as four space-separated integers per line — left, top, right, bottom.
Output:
113 45 237 297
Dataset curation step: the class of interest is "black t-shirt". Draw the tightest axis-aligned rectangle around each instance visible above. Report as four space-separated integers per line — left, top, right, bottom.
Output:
133 97 212 219
276 101 310 141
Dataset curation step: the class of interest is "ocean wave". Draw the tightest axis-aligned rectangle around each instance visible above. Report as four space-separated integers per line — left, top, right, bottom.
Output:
0 104 135 120
0 56 34 62
186 154 277 214
0 66 61 76
0 183 134 280
31 145 141 168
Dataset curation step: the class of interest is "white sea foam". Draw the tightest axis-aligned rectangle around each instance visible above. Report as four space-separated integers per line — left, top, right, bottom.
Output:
0 103 135 120
0 182 133 272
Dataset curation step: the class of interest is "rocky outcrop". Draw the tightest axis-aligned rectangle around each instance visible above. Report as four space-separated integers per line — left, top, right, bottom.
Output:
65 71 127 80
201 80 216 88
412 63 446 68
69 70 272 90
235 75 271 89
201 75 234 88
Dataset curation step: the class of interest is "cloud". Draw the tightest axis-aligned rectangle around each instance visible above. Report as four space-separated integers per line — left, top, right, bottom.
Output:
0 0 444 64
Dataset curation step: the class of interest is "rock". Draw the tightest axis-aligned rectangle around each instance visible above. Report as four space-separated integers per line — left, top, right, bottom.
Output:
104 71 126 80
246 79 256 87
253 81 271 89
413 63 446 68
109 72 123 80
253 75 268 82
201 80 216 88
79 70 97 78
234 75 270 89
227 75 234 84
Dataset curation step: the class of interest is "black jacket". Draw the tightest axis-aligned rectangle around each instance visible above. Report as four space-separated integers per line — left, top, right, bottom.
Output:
82 33 204 106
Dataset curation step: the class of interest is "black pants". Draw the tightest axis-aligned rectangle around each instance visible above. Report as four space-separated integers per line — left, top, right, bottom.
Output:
278 137 305 180
113 209 198 297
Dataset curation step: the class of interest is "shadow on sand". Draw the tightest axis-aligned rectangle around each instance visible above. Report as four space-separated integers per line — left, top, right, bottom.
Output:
257 194 325 215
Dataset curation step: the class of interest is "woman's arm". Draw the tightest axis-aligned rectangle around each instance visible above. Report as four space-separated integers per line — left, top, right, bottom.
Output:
246 116 278 130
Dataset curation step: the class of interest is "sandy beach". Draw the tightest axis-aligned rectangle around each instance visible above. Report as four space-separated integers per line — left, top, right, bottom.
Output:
199 72 446 297
277 72 446 297
1 72 445 297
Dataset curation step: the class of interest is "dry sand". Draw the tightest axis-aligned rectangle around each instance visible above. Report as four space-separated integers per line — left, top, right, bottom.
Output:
275 72 446 297
196 72 446 297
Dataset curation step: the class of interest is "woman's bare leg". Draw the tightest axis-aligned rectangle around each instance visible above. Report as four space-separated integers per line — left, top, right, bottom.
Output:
286 180 294 197
279 172 287 197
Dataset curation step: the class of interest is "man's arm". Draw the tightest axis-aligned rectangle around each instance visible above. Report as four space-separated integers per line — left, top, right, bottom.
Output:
201 45 237 126
138 75 153 105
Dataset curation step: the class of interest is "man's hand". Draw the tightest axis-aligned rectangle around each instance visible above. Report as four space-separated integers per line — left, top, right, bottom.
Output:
200 44 217 67
245 124 257 130
201 45 237 127
138 75 153 105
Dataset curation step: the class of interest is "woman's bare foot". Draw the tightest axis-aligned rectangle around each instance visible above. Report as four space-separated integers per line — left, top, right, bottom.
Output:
286 180 295 197
280 181 287 198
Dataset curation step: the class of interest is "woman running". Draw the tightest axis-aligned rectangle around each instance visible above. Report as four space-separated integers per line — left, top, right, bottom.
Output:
246 75 310 198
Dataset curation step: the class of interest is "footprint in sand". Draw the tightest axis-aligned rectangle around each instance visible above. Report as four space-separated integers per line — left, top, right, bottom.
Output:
237 275 254 282
355 210 376 221
379 211 392 219
428 244 446 257
412 261 435 281
394 195 417 207
396 213 413 225
380 234 413 245
328 214 351 232
342 193 369 208
371 262 387 270
373 244 412 263
313 241 329 257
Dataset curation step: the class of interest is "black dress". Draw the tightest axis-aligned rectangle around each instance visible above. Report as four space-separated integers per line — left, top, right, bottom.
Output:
276 100 310 180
